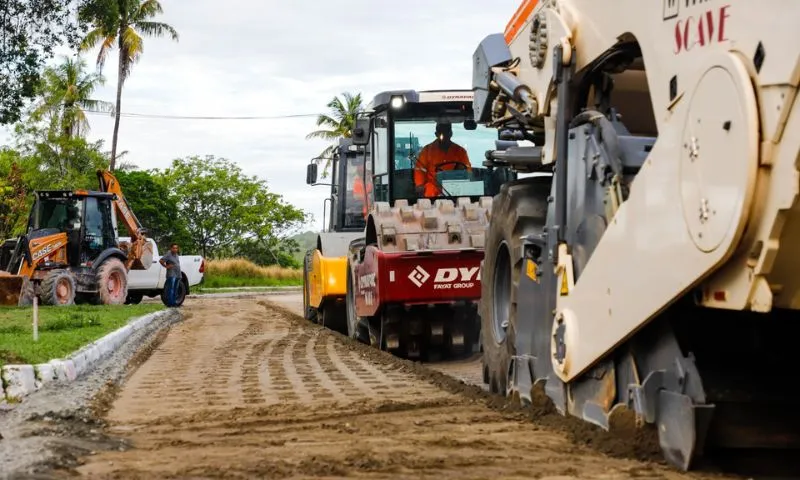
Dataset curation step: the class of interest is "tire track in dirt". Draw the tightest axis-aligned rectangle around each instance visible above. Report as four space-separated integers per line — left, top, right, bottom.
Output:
73 296 734 480
424 354 486 388
268 332 300 404
282 334 311 401
305 331 348 402
204 313 265 405
241 335 275 405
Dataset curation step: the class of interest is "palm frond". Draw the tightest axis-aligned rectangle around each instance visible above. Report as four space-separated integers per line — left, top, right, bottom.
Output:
314 145 337 178
96 34 116 71
120 26 144 80
305 129 339 141
314 113 339 128
79 27 106 52
134 20 179 41
135 0 164 19
78 99 115 114
305 91 364 163
31 54 113 138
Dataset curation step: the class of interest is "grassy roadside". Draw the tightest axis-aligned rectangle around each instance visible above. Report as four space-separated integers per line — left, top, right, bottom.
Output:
199 275 300 289
0 304 163 369
199 258 302 290
194 285 301 294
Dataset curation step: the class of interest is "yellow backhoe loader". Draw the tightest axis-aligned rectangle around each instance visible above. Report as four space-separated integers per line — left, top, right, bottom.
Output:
0 169 152 306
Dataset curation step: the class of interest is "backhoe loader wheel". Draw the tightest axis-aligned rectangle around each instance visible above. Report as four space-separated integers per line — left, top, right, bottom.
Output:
17 278 35 307
40 269 76 306
303 249 318 323
480 177 550 396
96 257 128 305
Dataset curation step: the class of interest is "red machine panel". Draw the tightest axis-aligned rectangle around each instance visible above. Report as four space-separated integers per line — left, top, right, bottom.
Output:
353 245 483 317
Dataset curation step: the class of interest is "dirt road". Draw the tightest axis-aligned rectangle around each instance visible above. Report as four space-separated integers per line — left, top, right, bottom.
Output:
268 292 486 387
73 295 730 479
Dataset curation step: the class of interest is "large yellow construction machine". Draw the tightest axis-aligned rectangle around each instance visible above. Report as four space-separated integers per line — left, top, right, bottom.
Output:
303 138 368 334
473 0 800 471
0 169 152 306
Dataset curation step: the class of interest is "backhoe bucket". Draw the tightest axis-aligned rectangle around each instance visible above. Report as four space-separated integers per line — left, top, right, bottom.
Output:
0 273 25 306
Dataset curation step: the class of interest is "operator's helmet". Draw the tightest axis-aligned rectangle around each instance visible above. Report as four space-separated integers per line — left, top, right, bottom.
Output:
435 118 453 137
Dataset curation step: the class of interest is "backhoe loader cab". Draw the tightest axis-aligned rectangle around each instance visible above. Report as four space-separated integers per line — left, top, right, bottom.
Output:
343 89 515 360
302 138 369 332
27 190 119 267
0 170 152 306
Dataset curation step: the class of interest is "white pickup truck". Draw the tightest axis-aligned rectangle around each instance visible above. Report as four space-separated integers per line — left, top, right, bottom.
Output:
120 237 205 306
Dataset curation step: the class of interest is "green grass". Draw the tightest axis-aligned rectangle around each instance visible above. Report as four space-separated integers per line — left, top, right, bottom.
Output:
194 285 300 294
201 258 302 289
0 304 163 368
200 274 301 289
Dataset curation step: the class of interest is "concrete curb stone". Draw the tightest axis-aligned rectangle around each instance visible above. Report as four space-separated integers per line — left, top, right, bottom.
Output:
1 309 175 403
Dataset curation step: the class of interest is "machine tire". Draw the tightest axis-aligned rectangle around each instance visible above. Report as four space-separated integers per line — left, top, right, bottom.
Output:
321 301 347 335
160 277 188 307
17 278 35 306
40 269 76 306
95 257 128 305
345 264 369 343
480 177 551 396
125 292 144 305
302 249 318 323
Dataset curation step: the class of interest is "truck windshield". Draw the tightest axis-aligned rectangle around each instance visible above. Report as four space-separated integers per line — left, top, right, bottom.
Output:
391 119 512 202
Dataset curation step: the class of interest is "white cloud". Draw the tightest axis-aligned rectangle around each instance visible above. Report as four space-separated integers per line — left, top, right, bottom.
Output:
2 0 520 233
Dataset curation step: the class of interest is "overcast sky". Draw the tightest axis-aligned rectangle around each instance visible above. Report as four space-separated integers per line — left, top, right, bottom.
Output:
2 0 520 234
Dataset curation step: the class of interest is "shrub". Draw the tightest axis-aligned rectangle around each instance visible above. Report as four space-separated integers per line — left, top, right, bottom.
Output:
206 258 302 282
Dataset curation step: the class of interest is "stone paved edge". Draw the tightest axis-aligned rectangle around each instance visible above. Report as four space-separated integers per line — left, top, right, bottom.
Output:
1 309 174 403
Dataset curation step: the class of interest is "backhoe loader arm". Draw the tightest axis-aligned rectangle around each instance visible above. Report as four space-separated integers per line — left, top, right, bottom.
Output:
96 169 152 270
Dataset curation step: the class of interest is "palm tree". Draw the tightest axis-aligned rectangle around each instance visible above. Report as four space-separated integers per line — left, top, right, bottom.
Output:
79 0 178 170
306 92 363 175
32 55 114 139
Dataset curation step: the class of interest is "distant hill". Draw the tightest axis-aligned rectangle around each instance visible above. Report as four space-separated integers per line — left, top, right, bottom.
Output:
289 230 319 264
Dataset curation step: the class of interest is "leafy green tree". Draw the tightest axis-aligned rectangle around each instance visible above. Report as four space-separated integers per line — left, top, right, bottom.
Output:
0 152 29 238
306 92 362 176
162 156 307 260
113 169 193 251
288 230 319 265
32 55 114 139
11 120 109 187
0 0 82 125
229 237 301 269
79 0 179 170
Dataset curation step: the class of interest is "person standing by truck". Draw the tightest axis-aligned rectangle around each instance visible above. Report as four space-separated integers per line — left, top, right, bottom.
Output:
159 243 182 307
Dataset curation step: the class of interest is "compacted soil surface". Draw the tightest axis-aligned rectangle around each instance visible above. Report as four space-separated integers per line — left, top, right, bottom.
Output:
18 295 743 479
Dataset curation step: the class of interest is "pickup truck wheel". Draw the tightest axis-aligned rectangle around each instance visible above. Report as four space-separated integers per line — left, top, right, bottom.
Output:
161 278 188 307
96 258 128 305
125 293 143 305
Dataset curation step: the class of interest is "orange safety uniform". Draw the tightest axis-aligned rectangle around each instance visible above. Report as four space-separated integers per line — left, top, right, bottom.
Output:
413 142 471 197
352 175 371 216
